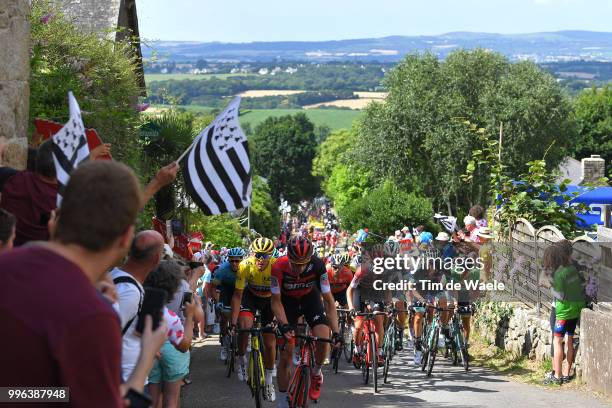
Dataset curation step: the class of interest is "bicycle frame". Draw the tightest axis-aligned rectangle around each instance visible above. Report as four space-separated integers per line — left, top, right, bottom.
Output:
287 333 333 408
238 311 266 408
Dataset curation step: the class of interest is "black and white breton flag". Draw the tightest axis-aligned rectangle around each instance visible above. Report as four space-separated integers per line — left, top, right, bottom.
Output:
181 97 251 215
434 213 458 233
51 92 90 207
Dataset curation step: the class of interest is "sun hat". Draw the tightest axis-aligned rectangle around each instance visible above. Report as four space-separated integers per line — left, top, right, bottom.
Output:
401 226 410 232
476 227 494 239
435 232 450 241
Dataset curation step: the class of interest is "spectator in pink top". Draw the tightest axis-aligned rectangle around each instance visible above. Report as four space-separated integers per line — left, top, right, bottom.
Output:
469 205 488 228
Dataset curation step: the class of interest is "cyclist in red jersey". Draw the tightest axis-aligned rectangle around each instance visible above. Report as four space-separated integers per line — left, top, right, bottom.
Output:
326 253 354 307
271 237 340 408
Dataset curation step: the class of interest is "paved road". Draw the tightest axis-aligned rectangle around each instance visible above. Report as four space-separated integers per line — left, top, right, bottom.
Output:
182 336 611 408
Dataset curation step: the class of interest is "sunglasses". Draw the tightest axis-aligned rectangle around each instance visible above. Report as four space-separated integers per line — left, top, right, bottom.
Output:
229 259 242 263
254 252 270 260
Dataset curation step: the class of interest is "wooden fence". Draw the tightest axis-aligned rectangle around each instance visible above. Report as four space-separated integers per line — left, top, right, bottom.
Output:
493 218 612 317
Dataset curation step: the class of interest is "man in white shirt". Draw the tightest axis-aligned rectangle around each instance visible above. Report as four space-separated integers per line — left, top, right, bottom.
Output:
110 230 165 382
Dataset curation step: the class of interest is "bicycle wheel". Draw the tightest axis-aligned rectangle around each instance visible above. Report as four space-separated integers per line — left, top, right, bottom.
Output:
383 342 391 384
370 332 378 393
461 345 469 372
252 350 263 408
343 326 353 363
427 327 439 377
332 347 339 374
225 336 235 378
361 337 369 384
300 364 310 407
420 325 429 372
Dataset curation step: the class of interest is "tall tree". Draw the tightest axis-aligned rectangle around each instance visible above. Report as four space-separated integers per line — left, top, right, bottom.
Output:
353 50 576 215
571 85 612 176
251 113 320 203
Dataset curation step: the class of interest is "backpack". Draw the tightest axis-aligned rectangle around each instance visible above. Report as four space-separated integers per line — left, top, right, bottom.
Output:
113 276 144 335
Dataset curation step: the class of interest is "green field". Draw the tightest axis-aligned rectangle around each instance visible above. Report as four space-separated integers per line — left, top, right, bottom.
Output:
145 73 256 82
239 109 361 130
150 105 362 131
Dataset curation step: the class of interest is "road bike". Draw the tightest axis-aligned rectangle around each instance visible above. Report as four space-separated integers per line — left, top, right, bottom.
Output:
237 310 266 408
223 330 237 378
381 306 402 384
447 304 472 372
287 332 333 407
331 308 352 373
420 305 445 377
354 310 385 393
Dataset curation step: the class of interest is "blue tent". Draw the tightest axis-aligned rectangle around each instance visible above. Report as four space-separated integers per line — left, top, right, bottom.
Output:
565 185 612 227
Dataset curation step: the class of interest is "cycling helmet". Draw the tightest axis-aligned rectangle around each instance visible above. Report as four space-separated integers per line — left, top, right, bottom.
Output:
272 248 280 258
250 237 274 254
287 236 314 264
331 253 350 266
227 247 246 259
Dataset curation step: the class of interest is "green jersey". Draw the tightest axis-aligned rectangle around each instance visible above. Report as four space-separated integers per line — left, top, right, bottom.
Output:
553 265 585 320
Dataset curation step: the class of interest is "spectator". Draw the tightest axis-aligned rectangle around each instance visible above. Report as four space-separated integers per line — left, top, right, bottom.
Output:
459 215 481 243
469 205 488 228
110 230 165 382
0 208 16 252
145 260 196 408
543 240 585 385
476 227 494 282
0 160 141 407
0 139 58 246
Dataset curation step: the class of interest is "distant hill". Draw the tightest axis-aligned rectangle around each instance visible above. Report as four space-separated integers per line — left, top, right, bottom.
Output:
143 31 612 62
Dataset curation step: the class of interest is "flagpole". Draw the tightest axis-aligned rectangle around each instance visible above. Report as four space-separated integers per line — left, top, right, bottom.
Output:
247 206 251 230
176 138 197 164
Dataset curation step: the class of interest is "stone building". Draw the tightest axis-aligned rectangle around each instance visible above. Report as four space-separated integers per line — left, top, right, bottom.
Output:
0 0 30 169
56 0 145 91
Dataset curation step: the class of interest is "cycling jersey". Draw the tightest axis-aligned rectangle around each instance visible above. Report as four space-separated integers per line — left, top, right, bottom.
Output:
325 264 353 294
235 256 277 298
213 261 237 287
270 256 331 298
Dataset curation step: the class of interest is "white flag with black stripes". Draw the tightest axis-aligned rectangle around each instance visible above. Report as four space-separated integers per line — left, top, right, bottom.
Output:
51 92 90 207
434 213 458 232
181 97 251 215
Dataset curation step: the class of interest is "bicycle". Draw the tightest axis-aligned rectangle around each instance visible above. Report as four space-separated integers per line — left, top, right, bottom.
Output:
287 332 333 407
223 331 237 378
332 308 352 373
354 310 385 393
237 310 267 408
381 306 401 384
448 304 472 372
420 305 447 377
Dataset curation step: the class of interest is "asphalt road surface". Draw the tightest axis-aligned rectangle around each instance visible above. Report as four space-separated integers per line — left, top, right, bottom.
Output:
181 336 611 408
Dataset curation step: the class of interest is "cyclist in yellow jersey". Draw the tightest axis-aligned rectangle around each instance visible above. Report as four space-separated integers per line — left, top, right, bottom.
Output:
230 237 278 401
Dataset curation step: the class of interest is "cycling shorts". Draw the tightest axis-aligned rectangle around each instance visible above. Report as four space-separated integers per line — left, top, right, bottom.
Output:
553 318 578 338
239 289 274 328
282 288 330 329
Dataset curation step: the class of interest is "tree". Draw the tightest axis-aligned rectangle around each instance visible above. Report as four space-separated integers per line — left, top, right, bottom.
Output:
250 176 280 238
353 50 575 215
338 181 434 236
312 129 354 186
571 85 612 176
30 1 141 165
251 113 320 203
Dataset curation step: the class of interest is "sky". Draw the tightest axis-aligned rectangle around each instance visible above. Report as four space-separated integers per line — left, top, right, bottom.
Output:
136 0 612 42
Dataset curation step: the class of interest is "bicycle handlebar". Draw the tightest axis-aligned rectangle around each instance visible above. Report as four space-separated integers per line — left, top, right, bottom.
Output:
294 334 334 343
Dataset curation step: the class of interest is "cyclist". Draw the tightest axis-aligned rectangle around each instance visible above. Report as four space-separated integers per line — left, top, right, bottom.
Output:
383 239 409 351
346 245 390 365
229 237 278 401
271 237 340 408
214 247 245 360
326 253 354 307
450 253 481 347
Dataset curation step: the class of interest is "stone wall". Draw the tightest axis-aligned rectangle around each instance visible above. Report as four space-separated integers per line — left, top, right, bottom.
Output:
0 0 29 169
476 303 584 376
580 304 612 397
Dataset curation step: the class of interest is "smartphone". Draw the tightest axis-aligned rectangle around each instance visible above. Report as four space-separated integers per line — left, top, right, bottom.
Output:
182 291 193 307
125 388 152 408
135 287 166 334
189 261 204 269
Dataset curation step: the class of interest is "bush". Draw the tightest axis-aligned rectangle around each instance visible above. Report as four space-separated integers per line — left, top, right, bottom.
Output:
30 0 141 166
339 180 434 236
